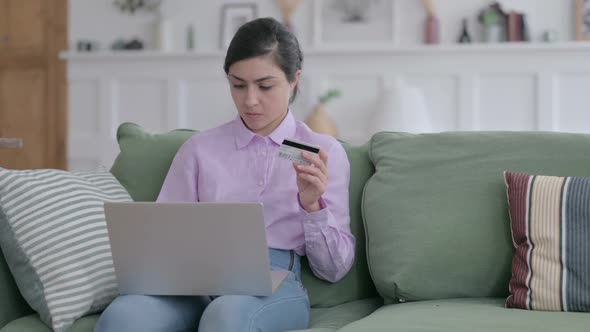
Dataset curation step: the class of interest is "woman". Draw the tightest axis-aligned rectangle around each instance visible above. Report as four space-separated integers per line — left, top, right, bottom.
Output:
95 17 355 332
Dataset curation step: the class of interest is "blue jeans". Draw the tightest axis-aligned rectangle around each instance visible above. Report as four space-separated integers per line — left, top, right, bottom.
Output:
95 249 310 332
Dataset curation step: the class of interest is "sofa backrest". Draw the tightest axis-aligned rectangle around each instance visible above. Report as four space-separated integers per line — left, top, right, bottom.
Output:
110 123 377 308
110 123 197 202
363 131 590 304
301 142 378 307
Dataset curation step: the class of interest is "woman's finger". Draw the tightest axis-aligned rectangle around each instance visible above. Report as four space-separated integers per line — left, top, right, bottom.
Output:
302 151 328 175
294 164 327 184
298 173 325 191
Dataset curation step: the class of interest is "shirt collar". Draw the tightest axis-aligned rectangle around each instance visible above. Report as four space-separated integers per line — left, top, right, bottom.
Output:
233 110 296 150
268 110 296 146
233 116 256 150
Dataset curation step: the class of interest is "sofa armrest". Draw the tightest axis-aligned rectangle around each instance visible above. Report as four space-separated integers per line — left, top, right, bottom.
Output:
0 251 33 329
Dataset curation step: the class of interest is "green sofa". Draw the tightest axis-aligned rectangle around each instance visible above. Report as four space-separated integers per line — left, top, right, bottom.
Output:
1 124 589 331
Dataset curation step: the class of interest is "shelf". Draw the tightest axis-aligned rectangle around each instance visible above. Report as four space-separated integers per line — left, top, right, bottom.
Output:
60 42 590 61
60 49 227 61
304 42 590 55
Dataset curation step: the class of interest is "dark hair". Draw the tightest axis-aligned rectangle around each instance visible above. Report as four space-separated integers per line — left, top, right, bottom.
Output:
223 17 303 104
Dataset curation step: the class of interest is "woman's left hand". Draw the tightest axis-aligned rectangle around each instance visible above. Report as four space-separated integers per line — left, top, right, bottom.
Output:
293 149 329 213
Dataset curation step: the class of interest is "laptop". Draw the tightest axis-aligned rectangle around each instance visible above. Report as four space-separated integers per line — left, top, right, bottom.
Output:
103 202 289 297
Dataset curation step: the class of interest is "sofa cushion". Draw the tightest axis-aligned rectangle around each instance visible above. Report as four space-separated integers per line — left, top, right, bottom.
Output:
0 314 98 332
504 171 590 312
338 298 590 332
301 143 377 307
364 132 590 303
1 298 382 332
110 123 377 308
289 297 382 332
0 168 132 332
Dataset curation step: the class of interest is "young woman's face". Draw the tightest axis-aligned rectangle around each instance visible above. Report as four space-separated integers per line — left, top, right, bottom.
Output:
227 56 300 137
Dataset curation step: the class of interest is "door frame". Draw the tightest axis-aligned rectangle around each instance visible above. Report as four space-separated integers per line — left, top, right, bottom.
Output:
47 0 68 169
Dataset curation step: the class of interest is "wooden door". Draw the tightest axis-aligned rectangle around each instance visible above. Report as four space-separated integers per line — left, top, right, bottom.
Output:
0 0 7 50
0 0 67 170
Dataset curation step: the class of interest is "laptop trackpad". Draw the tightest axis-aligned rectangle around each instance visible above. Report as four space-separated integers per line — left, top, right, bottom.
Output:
270 270 289 293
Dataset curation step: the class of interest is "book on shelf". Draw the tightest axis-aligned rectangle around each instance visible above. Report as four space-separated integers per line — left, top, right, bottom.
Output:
506 11 530 42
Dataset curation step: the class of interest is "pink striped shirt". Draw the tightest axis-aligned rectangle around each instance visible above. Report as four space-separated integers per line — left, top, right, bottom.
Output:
157 111 355 282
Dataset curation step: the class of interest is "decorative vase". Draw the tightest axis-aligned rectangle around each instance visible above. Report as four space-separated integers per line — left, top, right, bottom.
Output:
421 0 439 44
305 103 338 138
276 0 302 33
186 24 196 51
425 15 440 44
484 24 503 43
154 15 173 51
369 79 432 134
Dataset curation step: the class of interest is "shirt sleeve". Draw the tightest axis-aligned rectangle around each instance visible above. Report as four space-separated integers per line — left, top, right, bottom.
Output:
300 141 355 283
157 137 199 202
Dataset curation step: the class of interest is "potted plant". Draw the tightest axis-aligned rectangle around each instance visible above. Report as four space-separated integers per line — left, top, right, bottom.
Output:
478 2 507 43
305 89 341 138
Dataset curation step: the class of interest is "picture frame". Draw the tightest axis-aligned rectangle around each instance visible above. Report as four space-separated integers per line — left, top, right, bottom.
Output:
312 0 397 47
576 0 590 40
220 3 258 49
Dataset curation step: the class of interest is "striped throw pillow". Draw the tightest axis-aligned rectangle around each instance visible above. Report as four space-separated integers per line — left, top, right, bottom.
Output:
504 171 590 312
0 168 132 332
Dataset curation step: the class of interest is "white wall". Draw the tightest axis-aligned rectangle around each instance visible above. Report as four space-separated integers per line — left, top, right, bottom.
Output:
64 45 590 170
70 0 575 52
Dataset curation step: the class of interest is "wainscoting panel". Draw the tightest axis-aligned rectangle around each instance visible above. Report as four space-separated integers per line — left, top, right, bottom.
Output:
114 79 168 132
69 79 100 136
477 74 537 131
403 75 460 132
182 78 236 131
557 74 590 133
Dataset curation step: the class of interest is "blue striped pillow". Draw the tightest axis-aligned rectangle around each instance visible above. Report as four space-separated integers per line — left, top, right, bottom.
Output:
0 168 131 332
505 171 590 312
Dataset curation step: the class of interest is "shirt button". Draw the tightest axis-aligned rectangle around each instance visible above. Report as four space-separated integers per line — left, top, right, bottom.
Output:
259 180 264 186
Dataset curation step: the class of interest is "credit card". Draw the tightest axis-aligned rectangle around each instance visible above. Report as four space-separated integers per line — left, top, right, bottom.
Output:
276 139 320 165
